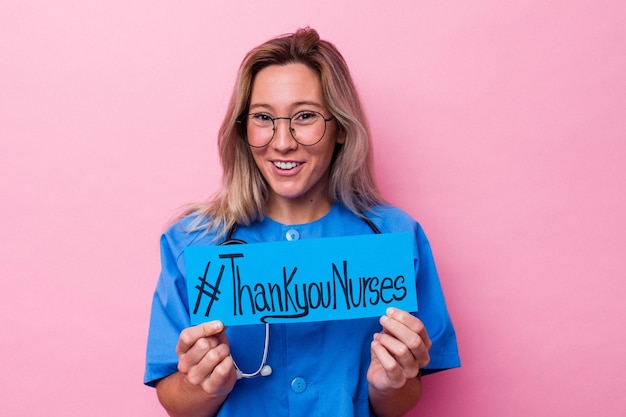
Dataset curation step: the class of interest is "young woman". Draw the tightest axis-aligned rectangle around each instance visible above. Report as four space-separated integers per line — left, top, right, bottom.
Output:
145 27 460 417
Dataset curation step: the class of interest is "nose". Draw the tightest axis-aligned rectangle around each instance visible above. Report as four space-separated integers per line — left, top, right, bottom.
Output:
271 118 298 150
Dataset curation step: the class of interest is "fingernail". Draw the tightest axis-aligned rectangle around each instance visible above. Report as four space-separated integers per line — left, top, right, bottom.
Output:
387 307 395 316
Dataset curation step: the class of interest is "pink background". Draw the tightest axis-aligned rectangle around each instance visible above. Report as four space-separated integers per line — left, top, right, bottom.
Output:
1 1 624 416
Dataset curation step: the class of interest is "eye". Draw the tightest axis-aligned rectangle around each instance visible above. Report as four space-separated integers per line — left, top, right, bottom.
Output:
293 111 319 125
249 113 273 126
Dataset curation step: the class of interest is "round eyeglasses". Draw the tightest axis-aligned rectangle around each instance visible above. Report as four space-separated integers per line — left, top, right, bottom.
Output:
237 110 335 147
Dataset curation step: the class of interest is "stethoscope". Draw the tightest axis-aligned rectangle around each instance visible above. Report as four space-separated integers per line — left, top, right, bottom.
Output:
220 214 381 379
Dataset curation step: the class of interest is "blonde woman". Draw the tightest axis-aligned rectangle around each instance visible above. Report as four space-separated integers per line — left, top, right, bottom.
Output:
145 27 460 417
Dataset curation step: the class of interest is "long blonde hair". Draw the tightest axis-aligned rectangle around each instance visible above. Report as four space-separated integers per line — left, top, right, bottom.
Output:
185 27 384 238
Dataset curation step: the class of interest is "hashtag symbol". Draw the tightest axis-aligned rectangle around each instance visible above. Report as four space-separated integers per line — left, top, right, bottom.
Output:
193 262 224 317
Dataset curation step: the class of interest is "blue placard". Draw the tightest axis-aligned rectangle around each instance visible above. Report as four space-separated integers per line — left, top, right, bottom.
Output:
185 232 417 326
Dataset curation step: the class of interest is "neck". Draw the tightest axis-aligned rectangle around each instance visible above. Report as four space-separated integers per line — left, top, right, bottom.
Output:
266 196 333 225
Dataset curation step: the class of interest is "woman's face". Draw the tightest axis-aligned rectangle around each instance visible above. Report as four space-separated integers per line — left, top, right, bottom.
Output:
247 63 343 211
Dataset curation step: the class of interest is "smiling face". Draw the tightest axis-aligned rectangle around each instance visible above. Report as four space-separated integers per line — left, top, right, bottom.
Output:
247 63 343 221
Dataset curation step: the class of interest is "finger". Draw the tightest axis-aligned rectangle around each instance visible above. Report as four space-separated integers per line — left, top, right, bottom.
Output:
200 355 236 396
215 327 231 346
178 335 221 373
381 309 432 352
370 338 405 388
185 342 231 385
176 321 225 355
385 308 432 349
375 331 427 374
379 311 431 368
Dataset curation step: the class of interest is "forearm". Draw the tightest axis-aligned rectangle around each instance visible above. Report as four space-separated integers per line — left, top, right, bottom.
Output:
156 372 228 417
369 375 423 417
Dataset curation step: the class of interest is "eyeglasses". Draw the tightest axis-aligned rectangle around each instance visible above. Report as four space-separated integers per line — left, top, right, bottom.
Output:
237 110 335 147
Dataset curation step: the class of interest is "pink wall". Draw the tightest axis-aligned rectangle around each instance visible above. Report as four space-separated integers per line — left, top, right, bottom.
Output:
2 1 624 415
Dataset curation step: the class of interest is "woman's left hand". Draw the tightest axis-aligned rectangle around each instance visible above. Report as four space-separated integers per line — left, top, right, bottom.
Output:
367 307 432 392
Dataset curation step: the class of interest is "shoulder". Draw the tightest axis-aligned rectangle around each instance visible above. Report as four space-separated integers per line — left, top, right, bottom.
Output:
160 214 220 257
365 204 420 232
364 204 434 251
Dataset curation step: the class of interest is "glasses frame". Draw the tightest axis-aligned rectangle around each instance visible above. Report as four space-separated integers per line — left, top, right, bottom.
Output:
237 110 335 148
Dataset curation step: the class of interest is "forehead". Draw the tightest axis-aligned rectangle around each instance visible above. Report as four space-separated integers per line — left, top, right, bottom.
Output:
250 63 324 110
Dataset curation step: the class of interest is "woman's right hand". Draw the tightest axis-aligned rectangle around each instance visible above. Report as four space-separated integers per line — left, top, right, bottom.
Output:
176 320 237 397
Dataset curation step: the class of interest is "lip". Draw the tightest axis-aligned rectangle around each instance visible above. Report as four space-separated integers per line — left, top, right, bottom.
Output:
271 160 303 176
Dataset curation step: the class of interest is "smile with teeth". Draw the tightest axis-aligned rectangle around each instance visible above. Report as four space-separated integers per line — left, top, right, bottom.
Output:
273 161 300 170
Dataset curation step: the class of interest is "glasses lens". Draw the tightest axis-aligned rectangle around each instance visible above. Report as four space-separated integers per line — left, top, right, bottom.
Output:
290 111 326 145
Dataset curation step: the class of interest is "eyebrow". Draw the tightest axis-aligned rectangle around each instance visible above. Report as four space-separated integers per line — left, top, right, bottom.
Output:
249 101 325 112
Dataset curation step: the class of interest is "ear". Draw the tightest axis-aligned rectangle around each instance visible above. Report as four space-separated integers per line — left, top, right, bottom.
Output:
335 128 346 144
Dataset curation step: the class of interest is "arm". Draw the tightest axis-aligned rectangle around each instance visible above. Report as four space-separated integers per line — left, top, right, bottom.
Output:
156 321 237 417
367 308 432 417
368 376 423 417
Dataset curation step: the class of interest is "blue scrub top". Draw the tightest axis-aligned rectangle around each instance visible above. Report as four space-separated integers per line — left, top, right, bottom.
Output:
145 202 460 416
